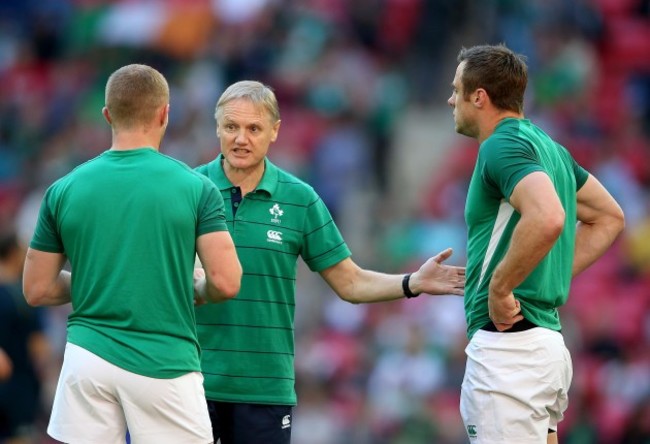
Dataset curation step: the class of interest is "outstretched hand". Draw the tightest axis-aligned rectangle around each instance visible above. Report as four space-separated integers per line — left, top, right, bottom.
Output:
411 248 465 296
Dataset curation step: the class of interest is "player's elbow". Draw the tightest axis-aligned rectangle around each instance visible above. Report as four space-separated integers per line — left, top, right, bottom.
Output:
610 205 626 237
23 281 48 306
601 205 625 242
543 209 565 243
204 281 239 302
218 279 241 300
338 292 362 305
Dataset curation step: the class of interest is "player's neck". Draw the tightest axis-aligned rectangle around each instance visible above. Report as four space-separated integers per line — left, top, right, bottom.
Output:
110 128 162 151
477 111 523 144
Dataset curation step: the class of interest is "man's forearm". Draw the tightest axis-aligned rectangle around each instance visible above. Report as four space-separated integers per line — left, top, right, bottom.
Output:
337 269 406 304
490 215 562 296
322 251 465 304
27 270 72 306
572 219 624 276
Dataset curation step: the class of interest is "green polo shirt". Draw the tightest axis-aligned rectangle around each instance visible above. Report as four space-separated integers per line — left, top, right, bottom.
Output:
195 155 351 405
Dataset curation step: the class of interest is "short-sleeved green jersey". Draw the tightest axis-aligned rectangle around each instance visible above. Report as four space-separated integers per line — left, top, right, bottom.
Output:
464 118 589 339
30 148 228 378
195 155 351 405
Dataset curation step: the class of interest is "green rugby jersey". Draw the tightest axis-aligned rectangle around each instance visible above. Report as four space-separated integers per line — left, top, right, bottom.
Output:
195 155 351 405
30 148 228 378
464 118 589 339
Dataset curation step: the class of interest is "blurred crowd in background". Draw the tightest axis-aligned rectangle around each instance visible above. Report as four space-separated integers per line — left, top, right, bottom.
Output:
0 0 649 443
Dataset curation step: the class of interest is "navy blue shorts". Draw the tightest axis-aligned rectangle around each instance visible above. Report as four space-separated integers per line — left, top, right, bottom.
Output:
207 401 292 444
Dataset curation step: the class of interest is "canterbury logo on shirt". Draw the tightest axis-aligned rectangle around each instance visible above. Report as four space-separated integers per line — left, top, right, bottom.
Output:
281 414 291 429
267 230 283 244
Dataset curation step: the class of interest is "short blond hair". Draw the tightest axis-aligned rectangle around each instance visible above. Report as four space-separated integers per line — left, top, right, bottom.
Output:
214 80 280 123
105 64 169 129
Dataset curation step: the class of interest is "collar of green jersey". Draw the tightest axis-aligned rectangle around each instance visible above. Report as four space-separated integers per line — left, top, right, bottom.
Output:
214 154 279 196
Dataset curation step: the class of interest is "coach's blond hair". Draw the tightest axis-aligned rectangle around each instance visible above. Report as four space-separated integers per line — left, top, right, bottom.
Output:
214 81 280 124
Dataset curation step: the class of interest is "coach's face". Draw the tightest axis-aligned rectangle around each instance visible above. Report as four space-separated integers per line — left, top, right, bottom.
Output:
448 62 479 139
217 98 281 172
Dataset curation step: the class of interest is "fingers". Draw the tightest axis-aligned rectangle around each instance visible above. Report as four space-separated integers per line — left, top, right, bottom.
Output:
455 266 466 275
494 314 524 331
447 288 464 296
491 310 522 328
444 269 466 296
488 292 522 329
441 264 465 273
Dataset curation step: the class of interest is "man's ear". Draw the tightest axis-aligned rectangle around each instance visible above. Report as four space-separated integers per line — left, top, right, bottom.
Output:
473 89 488 108
102 106 112 125
270 119 281 143
160 104 170 126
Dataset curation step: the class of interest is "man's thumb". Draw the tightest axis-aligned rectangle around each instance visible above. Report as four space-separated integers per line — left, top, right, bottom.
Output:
435 248 453 263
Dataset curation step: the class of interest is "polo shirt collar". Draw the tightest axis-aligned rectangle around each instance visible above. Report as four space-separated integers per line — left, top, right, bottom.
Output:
213 154 279 196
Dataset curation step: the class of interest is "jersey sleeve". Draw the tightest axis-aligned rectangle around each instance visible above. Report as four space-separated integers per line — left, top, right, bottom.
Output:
300 195 351 272
29 186 65 253
196 176 228 236
571 155 589 190
480 136 544 200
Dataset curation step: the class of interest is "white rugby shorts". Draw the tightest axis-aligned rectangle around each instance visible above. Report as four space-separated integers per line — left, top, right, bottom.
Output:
460 327 572 443
48 342 213 444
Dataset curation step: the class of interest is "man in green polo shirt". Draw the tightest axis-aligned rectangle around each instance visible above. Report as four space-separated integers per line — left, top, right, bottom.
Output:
194 80 466 444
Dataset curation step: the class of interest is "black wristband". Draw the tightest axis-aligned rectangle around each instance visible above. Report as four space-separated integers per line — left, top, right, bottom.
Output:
402 273 421 298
